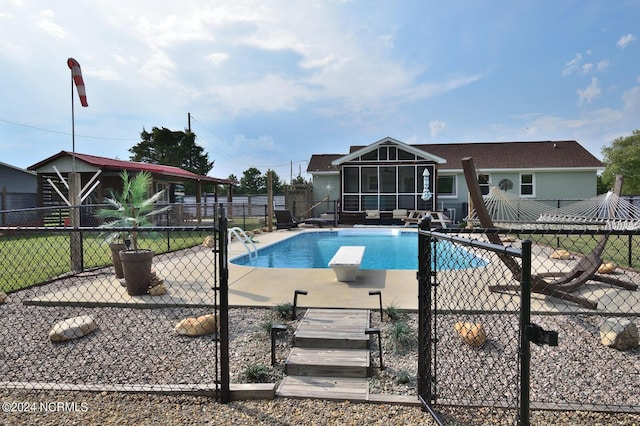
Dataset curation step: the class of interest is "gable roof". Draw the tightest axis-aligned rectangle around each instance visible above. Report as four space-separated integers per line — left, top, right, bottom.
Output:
332 136 447 166
308 140 603 173
0 161 37 176
28 151 234 184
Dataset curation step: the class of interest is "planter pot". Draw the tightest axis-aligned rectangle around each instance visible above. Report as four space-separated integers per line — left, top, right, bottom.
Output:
109 243 127 279
119 249 154 296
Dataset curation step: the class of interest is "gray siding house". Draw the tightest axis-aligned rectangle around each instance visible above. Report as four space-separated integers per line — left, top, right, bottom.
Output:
307 137 604 224
0 161 37 209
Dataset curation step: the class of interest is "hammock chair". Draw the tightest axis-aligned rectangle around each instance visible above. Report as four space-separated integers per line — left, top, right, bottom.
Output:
461 157 637 310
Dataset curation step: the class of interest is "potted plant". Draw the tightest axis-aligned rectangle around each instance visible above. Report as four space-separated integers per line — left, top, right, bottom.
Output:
96 171 170 295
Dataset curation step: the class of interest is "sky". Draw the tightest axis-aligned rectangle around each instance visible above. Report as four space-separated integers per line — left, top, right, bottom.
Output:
1 1 639 183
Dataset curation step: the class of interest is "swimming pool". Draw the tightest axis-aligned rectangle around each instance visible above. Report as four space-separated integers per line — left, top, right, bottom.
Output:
231 229 488 270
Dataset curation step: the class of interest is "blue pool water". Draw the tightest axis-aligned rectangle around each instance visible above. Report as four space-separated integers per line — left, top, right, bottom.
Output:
231 229 488 270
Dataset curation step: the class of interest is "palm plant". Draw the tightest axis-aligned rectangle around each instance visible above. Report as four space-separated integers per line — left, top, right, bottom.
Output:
96 170 170 250
95 171 171 295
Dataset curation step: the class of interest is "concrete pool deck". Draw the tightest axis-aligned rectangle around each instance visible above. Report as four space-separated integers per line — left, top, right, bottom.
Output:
27 227 640 315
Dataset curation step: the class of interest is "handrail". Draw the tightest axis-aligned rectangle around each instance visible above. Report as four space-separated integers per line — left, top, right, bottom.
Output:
228 226 258 259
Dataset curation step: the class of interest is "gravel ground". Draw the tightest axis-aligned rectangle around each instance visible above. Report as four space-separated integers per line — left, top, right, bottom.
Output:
0 273 639 424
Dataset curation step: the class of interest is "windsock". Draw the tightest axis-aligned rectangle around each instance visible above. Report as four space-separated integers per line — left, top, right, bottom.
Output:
67 58 88 107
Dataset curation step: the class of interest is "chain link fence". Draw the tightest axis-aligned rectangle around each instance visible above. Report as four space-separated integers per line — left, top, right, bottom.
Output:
418 223 639 424
0 206 229 401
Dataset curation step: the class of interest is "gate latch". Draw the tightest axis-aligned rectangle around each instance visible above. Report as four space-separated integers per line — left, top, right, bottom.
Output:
527 323 558 347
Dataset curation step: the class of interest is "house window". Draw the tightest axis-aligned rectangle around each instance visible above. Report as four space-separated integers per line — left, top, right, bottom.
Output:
378 147 388 160
343 195 359 211
478 174 490 196
340 163 435 212
344 167 359 193
520 173 534 196
380 167 396 193
397 149 415 160
437 175 456 197
380 195 396 211
361 167 378 192
360 150 377 161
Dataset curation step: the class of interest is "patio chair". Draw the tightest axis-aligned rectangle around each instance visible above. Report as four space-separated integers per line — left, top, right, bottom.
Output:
274 210 300 230
461 157 636 310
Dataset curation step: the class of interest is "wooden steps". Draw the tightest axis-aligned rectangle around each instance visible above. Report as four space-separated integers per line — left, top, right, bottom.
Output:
277 308 372 400
285 347 369 377
277 376 369 400
293 308 370 349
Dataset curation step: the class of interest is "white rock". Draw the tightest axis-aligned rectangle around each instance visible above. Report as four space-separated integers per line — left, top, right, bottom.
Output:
0 292 7 304
600 318 639 351
49 315 98 342
175 314 219 336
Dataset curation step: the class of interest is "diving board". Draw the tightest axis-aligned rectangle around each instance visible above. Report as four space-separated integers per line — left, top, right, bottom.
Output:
328 246 365 282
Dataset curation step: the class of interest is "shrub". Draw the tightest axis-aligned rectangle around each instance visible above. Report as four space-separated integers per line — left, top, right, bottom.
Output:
241 363 273 383
273 302 293 319
389 321 415 352
395 369 413 385
384 302 402 322
259 317 280 335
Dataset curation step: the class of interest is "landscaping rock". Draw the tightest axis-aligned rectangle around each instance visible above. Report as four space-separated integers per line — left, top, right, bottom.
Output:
597 262 617 274
175 313 219 336
454 322 487 348
0 292 7 304
202 236 215 248
599 318 639 351
550 249 572 260
49 315 98 342
149 283 167 296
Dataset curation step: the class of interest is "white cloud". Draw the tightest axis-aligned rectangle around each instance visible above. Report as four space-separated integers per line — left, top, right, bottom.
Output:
596 60 609 72
563 54 609 76
562 53 582 76
35 10 67 40
617 33 637 49
577 77 602 106
205 53 230 66
429 120 446 138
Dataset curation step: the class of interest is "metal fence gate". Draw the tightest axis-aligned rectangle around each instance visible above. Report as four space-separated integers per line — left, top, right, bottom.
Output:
417 220 559 426
0 205 230 402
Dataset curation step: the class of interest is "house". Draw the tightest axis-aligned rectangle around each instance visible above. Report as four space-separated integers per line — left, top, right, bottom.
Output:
307 137 604 224
27 151 235 223
0 161 38 225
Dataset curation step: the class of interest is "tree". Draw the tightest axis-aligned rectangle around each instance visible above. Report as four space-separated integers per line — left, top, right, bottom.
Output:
266 169 285 194
129 127 214 176
601 130 640 195
239 167 265 194
287 175 312 190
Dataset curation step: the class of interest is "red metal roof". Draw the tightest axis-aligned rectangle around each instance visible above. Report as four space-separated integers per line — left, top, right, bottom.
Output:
28 151 234 184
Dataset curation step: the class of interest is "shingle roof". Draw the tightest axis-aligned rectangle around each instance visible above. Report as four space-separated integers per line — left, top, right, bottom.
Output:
28 151 234 184
308 140 603 172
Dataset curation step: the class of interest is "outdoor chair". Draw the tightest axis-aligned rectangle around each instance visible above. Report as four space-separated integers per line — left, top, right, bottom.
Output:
274 210 300 230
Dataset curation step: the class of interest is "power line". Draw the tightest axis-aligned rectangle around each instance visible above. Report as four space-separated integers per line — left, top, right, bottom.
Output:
0 117 138 141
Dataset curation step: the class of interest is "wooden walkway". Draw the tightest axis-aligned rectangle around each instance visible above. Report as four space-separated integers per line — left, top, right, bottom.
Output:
277 308 372 401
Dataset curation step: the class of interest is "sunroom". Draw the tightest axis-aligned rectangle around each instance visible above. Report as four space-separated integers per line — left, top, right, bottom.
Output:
331 137 447 214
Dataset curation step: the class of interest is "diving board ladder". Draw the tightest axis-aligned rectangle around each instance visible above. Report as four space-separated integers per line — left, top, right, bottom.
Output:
228 227 258 260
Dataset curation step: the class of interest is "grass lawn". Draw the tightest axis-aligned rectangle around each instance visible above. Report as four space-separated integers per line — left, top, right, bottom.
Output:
0 231 213 292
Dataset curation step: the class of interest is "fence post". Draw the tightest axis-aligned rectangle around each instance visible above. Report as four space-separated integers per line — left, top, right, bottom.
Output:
417 218 432 401
218 206 231 403
519 239 532 426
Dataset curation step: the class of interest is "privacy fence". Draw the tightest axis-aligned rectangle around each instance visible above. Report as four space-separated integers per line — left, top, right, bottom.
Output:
0 205 230 402
418 220 639 425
